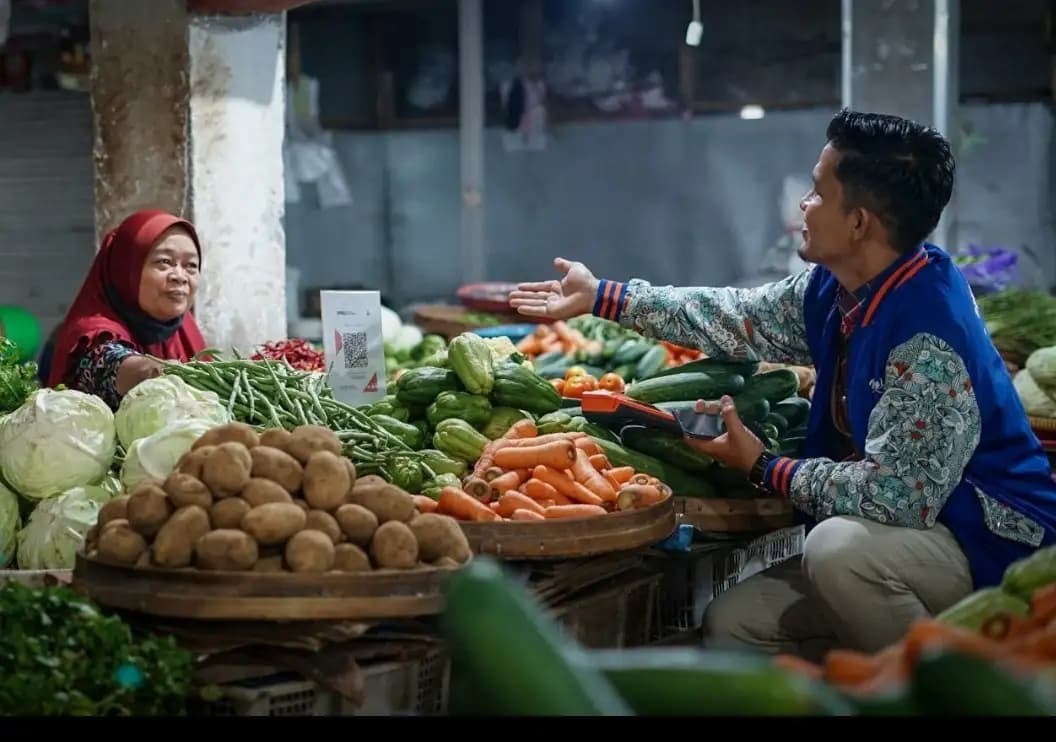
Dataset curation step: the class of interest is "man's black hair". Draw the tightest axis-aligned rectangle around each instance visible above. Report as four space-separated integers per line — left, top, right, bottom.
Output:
825 108 955 254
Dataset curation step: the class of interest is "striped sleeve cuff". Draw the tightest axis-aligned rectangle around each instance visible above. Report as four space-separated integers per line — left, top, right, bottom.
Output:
764 456 802 497
593 279 630 322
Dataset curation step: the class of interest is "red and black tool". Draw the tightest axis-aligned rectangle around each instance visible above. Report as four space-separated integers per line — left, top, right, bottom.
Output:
581 391 724 440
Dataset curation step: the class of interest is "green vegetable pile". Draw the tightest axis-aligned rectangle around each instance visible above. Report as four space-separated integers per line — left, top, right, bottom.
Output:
0 581 192 716
0 337 39 415
977 290 1056 363
532 316 660 381
1013 345 1056 418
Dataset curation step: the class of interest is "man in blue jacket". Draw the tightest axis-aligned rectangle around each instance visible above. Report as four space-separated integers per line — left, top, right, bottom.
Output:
510 109 1056 659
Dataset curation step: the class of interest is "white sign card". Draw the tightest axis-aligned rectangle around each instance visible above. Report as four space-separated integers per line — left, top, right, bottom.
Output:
320 290 387 406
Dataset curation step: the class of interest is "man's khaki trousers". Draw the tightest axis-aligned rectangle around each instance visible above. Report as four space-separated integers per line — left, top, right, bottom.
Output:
702 516 974 662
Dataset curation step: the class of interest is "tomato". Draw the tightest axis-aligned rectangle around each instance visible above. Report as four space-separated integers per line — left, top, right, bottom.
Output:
550 378 566 394
565 366 588 380
579 374 598 391
598 373 625 393
563 376 593 398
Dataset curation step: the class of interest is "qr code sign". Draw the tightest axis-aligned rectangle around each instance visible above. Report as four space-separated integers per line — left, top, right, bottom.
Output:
336 330 368 369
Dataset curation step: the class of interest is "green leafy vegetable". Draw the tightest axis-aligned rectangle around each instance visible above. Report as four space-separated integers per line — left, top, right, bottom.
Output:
977 290 1056 361
0 337 39 415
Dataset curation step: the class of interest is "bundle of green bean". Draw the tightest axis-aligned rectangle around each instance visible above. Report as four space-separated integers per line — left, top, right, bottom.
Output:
160 358 432 479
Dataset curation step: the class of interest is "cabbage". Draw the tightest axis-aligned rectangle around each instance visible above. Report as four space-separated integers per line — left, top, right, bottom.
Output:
1014 369 1056 418
115 375 230 449
0 389 116 501
0 480 19 567
16 485 112 570
120 419 214 491
1026 347 1056 396
98 472 124 500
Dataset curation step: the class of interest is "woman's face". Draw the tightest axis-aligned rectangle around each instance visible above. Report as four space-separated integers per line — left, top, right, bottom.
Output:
138 227 200 321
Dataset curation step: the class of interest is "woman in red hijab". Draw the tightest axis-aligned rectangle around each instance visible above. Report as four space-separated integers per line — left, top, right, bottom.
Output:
48 209 207 408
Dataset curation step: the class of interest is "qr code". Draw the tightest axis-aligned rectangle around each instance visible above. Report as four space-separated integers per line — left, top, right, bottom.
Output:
341 331 368 369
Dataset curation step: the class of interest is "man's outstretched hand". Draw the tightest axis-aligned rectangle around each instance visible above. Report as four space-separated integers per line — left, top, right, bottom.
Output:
508 258 600 321
683 396 765 473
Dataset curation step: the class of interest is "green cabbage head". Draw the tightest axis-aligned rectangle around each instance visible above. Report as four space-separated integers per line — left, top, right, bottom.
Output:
120 419 214 491
16 485 113 570
115 375 230 449
0 480 19 568
0 389 117 500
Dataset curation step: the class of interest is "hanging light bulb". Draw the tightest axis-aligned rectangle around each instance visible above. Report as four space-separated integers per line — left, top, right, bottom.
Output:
685 0 702 47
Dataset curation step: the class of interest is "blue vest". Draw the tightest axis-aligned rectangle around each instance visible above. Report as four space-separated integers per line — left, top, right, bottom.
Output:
801 244 1056 588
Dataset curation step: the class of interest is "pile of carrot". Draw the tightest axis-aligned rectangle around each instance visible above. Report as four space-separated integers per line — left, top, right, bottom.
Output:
658 341 703 368
427 419 671 523
516 321 600 359
775 581 1056 696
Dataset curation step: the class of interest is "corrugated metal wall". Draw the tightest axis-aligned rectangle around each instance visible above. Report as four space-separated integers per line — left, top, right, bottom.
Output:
0 92 95 338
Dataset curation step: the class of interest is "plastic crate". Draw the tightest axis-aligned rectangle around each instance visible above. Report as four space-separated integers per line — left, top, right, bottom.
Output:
194 649 449 716
551 571 661 649
712 526 805 595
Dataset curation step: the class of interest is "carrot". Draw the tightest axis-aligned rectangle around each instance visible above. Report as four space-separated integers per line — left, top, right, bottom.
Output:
522 478 556 500
498 432 587 447
511 508 546 522
494 440 577 470
606 467 635 484
573 437 601 457
552 320 575 344
823 649 890 687
533 465 605 506
463 477 492 502
496 492 547 518
504 419 538 440
616 484 665 511
489 470 526 500
544 504 608 520
589 454 611 471
629 473 652 486
412 495 439 513
471 440 505 479
437 486 502 522
489 501 501 512
603 472 622 491
571 448 617 502
517 336 543 355
483 466 506 482
1029 582 1056 625
773 654 823 681
903 619 1013 665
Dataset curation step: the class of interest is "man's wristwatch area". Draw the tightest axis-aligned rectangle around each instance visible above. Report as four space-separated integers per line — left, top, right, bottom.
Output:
750 452 801 496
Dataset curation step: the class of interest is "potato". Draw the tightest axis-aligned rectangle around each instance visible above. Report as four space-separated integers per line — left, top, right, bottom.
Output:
343 459 357 499
334 504 378 547
370 521 418 570
305 510 342 544
250 446 303 492
195 529 259 571
193 422 259 450
177 445 216 480
303 451 350 512
432 556 461 570
253 554 286 573
285 425 342 464
135 551 152 568
210 497 251 529
84 524 99 548
97 522 147 566
259 428 292 451
101 517 131 534
163 472 213 509
152 505 211 568
292 498 310 513
241 477 293 507
348 480 416 523
285 530 335 573
98 495 130 528
126 483 172 537
240 502 306 546
409 513 472 563
333 543 371 572
201 441 252 497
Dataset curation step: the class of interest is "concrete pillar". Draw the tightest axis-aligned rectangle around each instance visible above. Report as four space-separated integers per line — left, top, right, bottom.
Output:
90 0 287 353
458 0 485 283
842 0 960 251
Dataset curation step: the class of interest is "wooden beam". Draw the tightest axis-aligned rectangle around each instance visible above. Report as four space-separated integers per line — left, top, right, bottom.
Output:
187 0 319 14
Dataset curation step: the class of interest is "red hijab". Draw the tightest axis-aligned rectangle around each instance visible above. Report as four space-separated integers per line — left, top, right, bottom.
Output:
48 210 207 387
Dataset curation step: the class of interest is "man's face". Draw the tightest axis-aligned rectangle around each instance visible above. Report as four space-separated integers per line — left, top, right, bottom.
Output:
798 143 855 265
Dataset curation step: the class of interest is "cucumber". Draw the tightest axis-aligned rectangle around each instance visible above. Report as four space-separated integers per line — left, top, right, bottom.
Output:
611 339 652 366
574 649 854 716
764 412 789 435
634 345 670 380
736 397 771 425
609 363 638 381
443 560 631 716
535 359 574 379
909 650 1054 715
619 426 715 473
774 396 811 427
627 372 745 404
650 357 760 380
936 587 1029 631
601 337 625 360
532 350 566 368
560 396 582 409
776 436 806 457
737 368 801 407
592 438 714 497
1001 544 1056 600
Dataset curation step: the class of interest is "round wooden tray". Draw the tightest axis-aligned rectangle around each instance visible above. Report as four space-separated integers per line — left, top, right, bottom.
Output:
71 554 457 621
458 498 677 560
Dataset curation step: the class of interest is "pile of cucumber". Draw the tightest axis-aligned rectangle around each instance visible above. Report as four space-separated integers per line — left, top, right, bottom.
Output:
571 357 811 499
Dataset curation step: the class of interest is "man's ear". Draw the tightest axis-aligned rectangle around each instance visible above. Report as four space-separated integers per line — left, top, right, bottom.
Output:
850 207 872 241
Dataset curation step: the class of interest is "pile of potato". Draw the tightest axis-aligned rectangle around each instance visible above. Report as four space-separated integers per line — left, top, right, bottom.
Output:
85 423 471 574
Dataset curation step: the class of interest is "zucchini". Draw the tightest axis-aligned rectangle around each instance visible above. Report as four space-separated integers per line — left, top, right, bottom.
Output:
650 357 760 380
626 372 745 404
634 345 670 380
774 396 811 427
1001 544 1056 600
611 339 652 366
764 412 789 435
620 426 715 473
443 560 631 716
936 587 1029 631
909 650 1054 715
736 368 800 408
575 649 854 716
591 438 714 497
